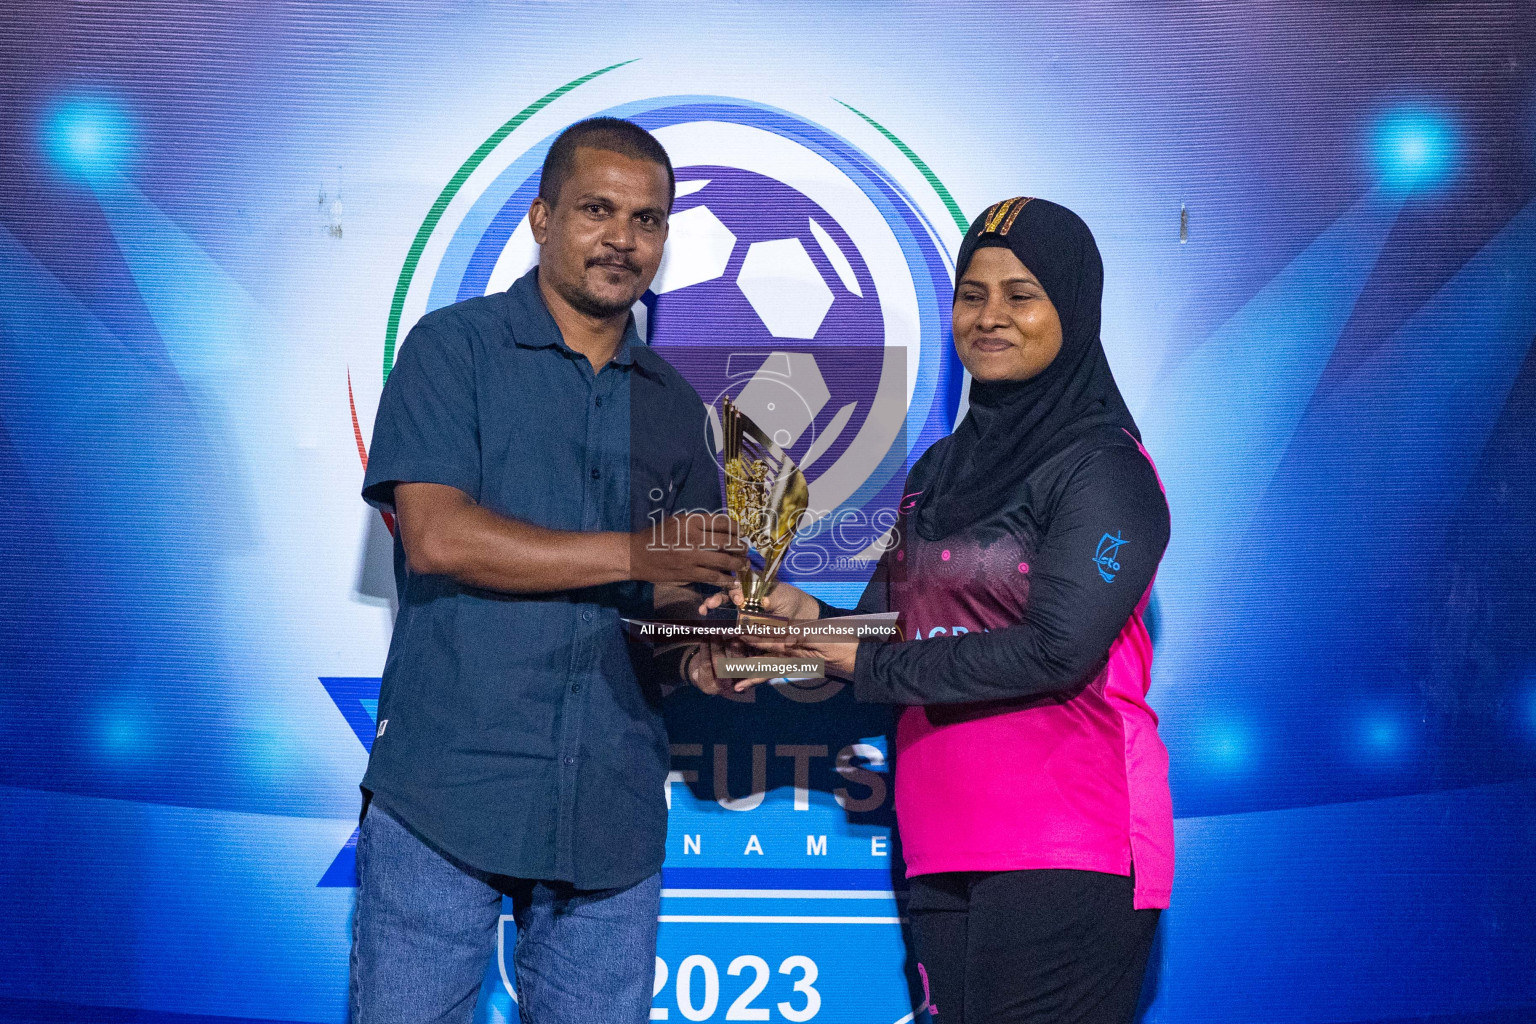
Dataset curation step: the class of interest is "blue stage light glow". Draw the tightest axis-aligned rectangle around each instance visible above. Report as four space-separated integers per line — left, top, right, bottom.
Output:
1372 106 1458 191
100 713 145 755
41 95 136 183
95 692 156 760
1206 721 1254 771
1362 715 1404 756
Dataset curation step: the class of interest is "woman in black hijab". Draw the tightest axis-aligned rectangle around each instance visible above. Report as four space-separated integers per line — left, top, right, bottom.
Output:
697 198 1173 1024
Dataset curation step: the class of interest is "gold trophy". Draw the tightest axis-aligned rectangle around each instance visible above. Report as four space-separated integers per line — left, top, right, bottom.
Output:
721 396 810 629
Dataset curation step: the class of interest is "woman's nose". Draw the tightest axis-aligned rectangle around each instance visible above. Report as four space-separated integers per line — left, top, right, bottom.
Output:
979 296 1011 327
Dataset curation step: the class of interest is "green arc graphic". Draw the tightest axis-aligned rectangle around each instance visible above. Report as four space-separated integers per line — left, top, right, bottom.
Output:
383 67 966 383
835 100 969 236
383 59 637 382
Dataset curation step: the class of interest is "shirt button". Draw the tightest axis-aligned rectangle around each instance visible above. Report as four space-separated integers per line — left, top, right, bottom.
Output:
594 396 603 407
582 609 593 622
590 468 601 480
571 683 582 694
564 756 575 766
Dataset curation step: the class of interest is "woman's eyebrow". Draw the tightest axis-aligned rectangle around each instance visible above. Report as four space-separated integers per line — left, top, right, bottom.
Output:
957 276 1038 289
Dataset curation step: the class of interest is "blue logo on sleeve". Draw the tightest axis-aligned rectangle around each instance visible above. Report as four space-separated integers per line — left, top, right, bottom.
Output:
1094 532 1127 582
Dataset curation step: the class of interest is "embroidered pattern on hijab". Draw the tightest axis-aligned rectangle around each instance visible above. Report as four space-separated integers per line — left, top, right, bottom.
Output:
913 197 1141 542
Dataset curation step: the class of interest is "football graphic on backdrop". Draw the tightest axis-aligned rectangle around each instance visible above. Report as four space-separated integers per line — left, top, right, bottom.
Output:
644 167 882 482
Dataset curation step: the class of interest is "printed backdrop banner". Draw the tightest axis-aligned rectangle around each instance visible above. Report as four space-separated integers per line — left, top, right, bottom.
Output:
2 4 1535 1023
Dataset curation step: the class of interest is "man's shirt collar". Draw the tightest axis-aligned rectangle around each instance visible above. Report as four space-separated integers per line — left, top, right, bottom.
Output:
504 267 666 381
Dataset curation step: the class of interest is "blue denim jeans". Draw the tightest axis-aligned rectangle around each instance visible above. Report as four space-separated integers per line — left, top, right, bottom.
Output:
351 801 660 1024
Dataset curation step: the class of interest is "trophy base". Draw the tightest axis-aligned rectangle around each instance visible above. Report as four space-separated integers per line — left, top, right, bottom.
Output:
736 608 792 635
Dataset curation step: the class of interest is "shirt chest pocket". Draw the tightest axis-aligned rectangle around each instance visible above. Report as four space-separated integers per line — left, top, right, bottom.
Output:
478 391 594 528
482 437 583 526
630 454 691 530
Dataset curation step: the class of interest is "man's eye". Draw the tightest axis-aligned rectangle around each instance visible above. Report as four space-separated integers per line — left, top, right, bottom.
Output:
586 205 606 216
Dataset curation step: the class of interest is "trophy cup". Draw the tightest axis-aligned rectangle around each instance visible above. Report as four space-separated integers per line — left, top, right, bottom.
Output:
721 395 810 630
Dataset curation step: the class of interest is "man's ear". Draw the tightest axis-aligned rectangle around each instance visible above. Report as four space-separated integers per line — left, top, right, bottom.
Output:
528 196 550 245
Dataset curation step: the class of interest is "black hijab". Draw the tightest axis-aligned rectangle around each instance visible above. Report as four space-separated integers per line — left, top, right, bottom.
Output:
913 197 1140 542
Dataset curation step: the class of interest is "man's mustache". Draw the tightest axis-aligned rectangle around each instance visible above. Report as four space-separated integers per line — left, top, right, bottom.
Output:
587 255 639 273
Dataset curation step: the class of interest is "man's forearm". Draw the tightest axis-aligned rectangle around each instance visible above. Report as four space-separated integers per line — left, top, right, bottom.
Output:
398 483 631 593
439 507 631 593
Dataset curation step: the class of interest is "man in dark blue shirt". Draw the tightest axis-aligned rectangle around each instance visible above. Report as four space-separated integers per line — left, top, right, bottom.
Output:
351 118 745 1024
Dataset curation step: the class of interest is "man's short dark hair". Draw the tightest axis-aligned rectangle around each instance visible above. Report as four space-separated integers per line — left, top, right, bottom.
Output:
538 117 675 211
